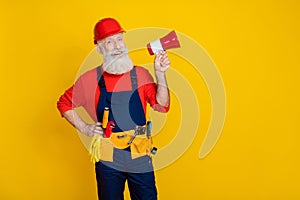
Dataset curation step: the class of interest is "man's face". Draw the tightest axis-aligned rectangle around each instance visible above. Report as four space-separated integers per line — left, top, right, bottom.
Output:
98 33 126 57
96 33 133 75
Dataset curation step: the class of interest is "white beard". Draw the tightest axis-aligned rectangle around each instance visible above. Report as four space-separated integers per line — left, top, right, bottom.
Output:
101 47 133 75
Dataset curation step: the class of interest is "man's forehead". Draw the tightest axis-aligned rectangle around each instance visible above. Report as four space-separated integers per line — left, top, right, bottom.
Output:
103 33 124 41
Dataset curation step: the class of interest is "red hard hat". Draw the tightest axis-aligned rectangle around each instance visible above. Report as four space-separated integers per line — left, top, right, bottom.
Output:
93 18 125 44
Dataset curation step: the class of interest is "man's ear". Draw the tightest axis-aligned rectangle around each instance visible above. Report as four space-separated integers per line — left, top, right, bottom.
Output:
96 43 103 54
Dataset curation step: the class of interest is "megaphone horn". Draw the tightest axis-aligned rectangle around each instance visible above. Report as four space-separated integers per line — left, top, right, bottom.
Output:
147 30 181 55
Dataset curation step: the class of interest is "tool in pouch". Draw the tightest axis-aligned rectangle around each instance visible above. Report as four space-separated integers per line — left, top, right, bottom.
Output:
128 120 158 159
146 121 158 158
89 107 115 163
127 120 152 144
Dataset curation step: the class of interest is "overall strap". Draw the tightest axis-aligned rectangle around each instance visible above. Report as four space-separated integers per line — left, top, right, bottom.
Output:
97 66 101 82
130 67 137 91
97 66 106 91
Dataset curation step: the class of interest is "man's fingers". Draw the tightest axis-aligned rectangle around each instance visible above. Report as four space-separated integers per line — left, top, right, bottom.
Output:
93 129 103 134
94 125 102 130
157 52 170 68
96 122 102 126
93 123 104 136
83 123 104 136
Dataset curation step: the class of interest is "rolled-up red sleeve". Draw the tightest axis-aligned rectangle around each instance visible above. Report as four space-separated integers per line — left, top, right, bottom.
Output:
57 75 86 116
57 86 73 115
145 82 170 113
137 67 170 113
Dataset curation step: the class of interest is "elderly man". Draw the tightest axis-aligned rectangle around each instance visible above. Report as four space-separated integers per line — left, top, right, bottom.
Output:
57 18 170 200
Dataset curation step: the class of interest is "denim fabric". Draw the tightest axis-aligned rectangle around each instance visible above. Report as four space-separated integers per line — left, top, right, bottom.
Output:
95 147 157 200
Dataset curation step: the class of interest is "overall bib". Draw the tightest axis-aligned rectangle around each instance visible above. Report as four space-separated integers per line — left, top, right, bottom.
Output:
96 66 146 132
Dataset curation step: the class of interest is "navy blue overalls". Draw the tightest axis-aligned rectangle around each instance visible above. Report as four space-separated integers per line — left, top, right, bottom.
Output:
95 66 157 200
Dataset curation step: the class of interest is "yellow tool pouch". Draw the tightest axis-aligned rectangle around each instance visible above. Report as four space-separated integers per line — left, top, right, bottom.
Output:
130 136 153 159
99 138 114 162
98 129 152 162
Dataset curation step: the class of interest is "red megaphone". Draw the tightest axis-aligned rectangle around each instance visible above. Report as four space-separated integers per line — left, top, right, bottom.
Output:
147 30 181 55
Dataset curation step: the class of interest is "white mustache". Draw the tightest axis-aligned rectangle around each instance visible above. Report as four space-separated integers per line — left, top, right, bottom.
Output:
108 48 128 56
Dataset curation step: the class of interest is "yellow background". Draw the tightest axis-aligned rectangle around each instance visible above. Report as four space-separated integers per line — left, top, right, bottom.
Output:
1 0 299 199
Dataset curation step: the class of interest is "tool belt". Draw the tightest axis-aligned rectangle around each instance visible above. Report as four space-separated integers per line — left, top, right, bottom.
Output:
99 125 152 162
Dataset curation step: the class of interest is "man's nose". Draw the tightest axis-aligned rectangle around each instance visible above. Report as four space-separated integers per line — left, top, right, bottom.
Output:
114 41 121 49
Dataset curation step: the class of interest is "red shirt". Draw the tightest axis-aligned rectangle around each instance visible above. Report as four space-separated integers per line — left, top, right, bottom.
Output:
57 66 169 122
